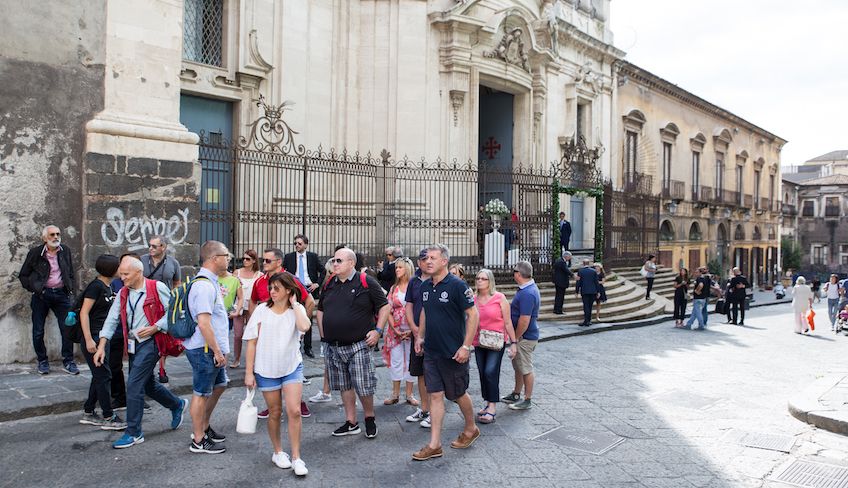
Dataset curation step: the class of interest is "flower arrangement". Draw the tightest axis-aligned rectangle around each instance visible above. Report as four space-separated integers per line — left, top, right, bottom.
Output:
484 198 509 216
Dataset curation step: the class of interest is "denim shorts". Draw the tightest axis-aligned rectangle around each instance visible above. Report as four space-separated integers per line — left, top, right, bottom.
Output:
255 363 305 392
185 347 229 397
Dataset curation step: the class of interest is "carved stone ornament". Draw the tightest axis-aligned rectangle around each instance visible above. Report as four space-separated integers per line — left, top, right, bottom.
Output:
450 90 464 127
575 62 601 93
484 28 529 72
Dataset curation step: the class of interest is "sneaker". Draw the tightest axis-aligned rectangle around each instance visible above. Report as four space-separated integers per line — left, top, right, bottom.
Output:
63 362 80 375
171 398 188 430
309 391 332 403
420 415 431 429
205 425 226 443
189 435 226 454
158 372 169 384
112 433 144 449
111 400 127 411
412 444 444 461
302 377 312 386
37 361 49 375
332 421 361 436
257 408 270 419
292 458 308 476
450 427 481 449
79 411 105 426
101 415 127 431
304 349 315 359
501 392 520 404
300 401 311 418
272 451 292 469
509 399 532 410
406 408 426 422
143 402 152 413
364 416 377 439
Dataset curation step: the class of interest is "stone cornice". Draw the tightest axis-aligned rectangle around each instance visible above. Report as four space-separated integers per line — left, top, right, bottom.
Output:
616 61 787 146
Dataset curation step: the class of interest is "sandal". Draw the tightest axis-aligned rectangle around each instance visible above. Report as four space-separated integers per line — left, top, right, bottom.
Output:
383 397 400 405
477 412 496 424
405 396 419 406
477 405 488 415
229 362 240 368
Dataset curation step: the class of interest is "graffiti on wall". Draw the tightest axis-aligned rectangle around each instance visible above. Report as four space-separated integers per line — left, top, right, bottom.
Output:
100 207 190 251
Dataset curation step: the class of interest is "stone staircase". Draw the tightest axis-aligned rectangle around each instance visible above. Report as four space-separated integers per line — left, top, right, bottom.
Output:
497 270 668 324
613 265 678 302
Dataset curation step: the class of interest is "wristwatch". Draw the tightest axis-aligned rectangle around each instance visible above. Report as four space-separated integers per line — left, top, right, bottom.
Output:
462 345 474 352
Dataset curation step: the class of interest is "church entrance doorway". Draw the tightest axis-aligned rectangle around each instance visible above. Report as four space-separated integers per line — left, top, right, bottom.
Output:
478 85 514 209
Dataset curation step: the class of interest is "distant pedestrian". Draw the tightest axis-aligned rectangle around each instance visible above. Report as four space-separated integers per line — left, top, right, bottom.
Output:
244 272 312 476
377 246 402 292
728 267 750 326
449 263 465 280
141 235 181 384
382 258 417 406
812 278 822 304
558 212 572 253
685 267 710 330
472 268 516 424
94 255 187 449
318 248 389 439
77 254 126 431
230 249 262 368
642 255 657 300
412 244 480 461
551 251 573 315
594 263 608 322
575 259 600 327
824 274 841 328
18 225 78 375
185 241 232 454
672 268 690 327
501 261 540 411
791 276 814 334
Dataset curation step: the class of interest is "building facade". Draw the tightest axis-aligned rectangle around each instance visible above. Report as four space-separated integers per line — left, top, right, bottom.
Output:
793 175 848 275
612 62 785 284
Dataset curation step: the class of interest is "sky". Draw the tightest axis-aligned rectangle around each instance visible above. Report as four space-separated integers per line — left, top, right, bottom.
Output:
609 0 848 169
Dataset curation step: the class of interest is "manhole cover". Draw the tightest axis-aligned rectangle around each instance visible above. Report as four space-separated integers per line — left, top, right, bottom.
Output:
772 459 848 488
739 431 795 453
531 427 624 455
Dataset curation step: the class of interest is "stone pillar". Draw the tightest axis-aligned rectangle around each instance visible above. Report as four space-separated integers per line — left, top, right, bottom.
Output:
83 0 200 274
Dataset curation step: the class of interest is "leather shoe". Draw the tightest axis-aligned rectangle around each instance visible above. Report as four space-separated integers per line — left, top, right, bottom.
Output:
450 427 480 449
304 349 315 359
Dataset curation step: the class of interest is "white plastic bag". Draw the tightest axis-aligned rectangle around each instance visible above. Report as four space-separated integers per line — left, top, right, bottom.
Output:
236 388 258 434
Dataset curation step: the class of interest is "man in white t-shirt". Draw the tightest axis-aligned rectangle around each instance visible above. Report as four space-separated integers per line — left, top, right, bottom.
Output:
185 240 232 454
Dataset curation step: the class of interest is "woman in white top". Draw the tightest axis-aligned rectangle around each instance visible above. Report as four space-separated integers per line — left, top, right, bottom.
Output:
823 274 841 329
244 272 312 476
791 276 815 334
231 249 262 367
381 258 417 406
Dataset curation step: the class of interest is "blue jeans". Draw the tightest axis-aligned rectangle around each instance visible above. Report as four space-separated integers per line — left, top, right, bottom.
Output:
686 299 707 329
828 298 841 325
474 347 506 403
30 288 74 364
125 338 181 437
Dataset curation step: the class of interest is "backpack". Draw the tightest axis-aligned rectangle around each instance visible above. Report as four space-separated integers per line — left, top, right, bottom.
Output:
323 272 368 292
166 276 210 339
119 279 184 358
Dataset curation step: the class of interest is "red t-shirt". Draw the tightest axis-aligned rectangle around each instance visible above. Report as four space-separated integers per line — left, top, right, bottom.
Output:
250 270 308 305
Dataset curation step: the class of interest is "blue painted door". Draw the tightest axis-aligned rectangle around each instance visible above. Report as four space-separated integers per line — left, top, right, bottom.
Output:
570 198 584 249
478 87 514 209
179 94 234 249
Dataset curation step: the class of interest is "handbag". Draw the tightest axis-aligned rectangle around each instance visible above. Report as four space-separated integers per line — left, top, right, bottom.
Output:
478 329 505 350
807 309 816 331
639 266 648 278
236 388 258 434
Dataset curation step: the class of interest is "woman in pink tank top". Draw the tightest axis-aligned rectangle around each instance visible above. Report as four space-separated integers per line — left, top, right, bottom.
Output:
473 268 517 424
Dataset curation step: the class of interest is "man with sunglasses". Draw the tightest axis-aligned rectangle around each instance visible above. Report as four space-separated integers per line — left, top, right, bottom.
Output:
141 235 181 383
283 235 324 358
250 248 315 419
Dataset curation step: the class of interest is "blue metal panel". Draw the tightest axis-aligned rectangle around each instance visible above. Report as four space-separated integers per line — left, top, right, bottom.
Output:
478 87 514 208
571 198 584 248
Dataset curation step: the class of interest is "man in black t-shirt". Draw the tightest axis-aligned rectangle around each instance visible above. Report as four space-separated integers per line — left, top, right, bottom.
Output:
685 267 710 330
317 248 389 440
728 267 750 325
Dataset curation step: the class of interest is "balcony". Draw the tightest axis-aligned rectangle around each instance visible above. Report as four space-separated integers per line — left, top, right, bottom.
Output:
695 185 712 206
714 188 738 205
782 203 797 215
623 172 653 195
825 205 841 218
743 194 753 209
756 197 769 211
660 180 685 201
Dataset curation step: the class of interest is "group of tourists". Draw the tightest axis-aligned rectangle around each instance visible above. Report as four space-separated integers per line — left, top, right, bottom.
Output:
19 225 542 476
790 274 848 334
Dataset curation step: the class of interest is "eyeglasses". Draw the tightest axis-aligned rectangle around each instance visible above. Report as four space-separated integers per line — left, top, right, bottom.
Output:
149 244 161 249
476 277 489 281
216 254 231 259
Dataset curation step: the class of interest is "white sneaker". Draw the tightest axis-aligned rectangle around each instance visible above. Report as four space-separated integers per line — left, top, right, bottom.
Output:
292 458 308 476
420 415 431 428
308 391 332 403
272 451 292 469
405 408 424 422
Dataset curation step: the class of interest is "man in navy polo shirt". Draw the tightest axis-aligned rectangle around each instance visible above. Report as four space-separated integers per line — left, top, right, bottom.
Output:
501 261 541 410
412 244 480 461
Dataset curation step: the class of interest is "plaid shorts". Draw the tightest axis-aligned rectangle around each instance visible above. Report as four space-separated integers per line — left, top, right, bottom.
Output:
324 340 377 397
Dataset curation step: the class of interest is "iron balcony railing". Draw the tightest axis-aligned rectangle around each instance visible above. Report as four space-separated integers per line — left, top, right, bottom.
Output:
743 194 753 208
782 203 797 215
660 179 685 200
699 185 713 203
623 171 653 195
825 205 841 218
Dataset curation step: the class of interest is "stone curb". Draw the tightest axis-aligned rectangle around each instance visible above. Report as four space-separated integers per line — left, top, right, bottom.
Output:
788 374 848 436
0 298 791 423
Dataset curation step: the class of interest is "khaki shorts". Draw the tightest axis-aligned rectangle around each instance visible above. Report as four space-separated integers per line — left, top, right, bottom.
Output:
511 339 537 375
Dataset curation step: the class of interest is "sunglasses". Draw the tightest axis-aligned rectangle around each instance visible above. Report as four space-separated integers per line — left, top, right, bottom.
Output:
330 258 346 264
263 258 278 264
243 257 253 261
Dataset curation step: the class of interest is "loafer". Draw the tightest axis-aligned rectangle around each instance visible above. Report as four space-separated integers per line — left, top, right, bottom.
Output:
450 427 481 449
412 444 443 461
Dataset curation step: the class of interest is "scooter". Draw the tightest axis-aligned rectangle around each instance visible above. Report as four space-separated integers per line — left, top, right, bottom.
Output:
773 283 785 300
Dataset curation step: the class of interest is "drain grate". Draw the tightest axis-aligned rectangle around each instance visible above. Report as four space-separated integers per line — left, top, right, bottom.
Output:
531 427 625 455
772 459 848 488
738 431 796 453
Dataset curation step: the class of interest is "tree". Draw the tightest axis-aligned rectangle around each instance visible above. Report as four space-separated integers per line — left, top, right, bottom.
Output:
781 237 801 272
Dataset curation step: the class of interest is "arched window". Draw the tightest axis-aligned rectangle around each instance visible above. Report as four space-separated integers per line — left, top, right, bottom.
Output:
660 220 675 241
767 226 776 240
688 222 702 240
752 226 762 240
734 224 745 240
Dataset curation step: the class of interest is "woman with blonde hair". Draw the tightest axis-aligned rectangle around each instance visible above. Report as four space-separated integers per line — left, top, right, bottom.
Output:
449 263 465 280
382 257 418 405
473 268 517 424
791 276 814 334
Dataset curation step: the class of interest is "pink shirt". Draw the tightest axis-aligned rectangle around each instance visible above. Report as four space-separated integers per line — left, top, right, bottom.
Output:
44 248 63 288
473 292 506 347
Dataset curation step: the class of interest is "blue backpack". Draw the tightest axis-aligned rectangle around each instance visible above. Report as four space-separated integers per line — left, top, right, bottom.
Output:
167 276 210 339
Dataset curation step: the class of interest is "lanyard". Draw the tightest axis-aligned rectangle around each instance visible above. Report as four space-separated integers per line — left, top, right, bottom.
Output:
127 292 145 330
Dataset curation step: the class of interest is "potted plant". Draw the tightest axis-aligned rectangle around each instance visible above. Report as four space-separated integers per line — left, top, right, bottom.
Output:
484 198 509 229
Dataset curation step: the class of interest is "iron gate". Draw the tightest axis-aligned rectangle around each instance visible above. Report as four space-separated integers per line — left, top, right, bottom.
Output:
603 182 660 268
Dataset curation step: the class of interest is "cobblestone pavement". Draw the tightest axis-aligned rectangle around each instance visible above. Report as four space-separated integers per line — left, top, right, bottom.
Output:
3 301 848 488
